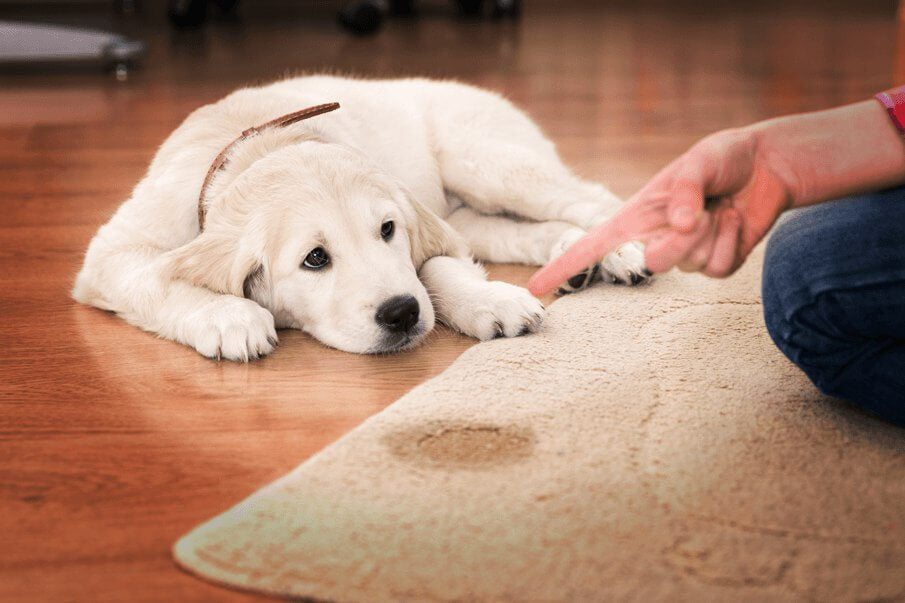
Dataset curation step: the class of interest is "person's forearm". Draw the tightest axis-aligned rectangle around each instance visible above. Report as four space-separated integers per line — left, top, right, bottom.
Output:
751 99 905 208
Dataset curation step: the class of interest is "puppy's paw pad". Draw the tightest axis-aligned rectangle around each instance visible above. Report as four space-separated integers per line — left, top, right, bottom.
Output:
549 227 603 295
556 264 601 295
601 241 651 287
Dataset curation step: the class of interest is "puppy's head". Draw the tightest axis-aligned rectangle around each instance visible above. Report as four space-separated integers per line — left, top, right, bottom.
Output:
166 141 465 354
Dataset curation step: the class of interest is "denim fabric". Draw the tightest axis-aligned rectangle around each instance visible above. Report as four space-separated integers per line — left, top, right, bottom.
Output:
762 187 905 426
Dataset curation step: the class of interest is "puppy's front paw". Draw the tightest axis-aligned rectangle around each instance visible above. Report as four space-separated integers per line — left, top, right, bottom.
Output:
600 241 652 286
190 297 278 361
450 281 545 341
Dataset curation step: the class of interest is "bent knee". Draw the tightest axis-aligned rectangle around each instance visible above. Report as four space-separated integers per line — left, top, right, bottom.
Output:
762 212 813 352
762 217 854 392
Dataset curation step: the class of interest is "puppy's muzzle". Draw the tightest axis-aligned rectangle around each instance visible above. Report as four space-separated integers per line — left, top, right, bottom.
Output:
376 295 420 334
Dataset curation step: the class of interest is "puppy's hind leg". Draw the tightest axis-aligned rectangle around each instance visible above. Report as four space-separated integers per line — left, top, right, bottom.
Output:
445 205 603 295
548 226 652 294
446 205 577 265
440 137 621 229
433 110 650 286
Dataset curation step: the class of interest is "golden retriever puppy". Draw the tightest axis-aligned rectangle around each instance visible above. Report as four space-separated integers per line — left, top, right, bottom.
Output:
73 76 647 360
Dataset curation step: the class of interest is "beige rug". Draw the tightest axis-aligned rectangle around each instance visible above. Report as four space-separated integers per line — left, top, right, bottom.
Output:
174 247 905 602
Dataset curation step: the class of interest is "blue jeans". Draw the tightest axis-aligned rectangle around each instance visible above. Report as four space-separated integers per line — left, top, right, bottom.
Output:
762 187 905 427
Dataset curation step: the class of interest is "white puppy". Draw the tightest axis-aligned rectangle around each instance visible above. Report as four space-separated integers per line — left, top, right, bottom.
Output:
73 76 648 360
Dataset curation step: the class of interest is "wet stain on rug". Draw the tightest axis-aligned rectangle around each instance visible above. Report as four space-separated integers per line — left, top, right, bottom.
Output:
384 422 535 469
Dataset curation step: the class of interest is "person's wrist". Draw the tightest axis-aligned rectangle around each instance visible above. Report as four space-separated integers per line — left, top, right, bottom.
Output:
746 120 799 211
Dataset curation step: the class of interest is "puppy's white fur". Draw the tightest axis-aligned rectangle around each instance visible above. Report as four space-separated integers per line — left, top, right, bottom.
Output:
73 76 646 360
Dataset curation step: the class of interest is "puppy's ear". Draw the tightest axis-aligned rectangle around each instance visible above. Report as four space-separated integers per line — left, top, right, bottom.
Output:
242 263 268 301
402 193 470 268
164 231 265 299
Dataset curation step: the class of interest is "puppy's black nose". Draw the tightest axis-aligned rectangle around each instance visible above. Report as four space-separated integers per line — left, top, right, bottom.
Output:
375 295 420 334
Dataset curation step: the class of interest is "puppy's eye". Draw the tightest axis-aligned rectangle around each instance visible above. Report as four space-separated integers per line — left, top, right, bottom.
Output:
302 247 330 270
380 220 395 241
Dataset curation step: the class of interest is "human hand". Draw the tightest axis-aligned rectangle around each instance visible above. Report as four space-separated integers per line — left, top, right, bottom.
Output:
635 126 794 275
528 127 794 296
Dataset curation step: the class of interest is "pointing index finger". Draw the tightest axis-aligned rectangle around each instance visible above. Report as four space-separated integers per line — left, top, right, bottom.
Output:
527 202 668 297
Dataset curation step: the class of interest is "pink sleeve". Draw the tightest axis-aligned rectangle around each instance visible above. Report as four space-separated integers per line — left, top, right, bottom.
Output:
874 85 905 134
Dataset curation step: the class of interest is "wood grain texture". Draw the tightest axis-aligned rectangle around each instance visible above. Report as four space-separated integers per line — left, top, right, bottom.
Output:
0 1 896 600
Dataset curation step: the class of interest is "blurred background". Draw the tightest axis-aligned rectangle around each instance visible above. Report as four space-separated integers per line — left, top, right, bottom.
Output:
1 0 900 200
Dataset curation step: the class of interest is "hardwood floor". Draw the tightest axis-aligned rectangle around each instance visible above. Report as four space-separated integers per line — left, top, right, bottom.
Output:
0 1 897 600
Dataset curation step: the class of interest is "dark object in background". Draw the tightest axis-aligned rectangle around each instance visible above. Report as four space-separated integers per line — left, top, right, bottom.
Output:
168 0 240 28
340 0 522 35
456 0 522 19
489 0 521 19
167 0 520 35
338 0 386 35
